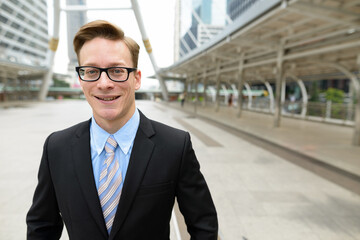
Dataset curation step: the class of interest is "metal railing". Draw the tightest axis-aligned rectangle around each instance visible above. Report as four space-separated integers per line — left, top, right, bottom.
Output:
243 99 356 126
185 94 356 126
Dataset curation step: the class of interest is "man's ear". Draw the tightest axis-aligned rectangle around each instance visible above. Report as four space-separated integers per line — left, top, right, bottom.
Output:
134 70 141 90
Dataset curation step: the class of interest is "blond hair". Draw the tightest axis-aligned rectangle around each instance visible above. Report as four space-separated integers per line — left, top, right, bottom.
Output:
73 20 140 67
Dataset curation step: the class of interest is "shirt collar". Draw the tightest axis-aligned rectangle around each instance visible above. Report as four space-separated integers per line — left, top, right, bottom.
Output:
90 109 140 155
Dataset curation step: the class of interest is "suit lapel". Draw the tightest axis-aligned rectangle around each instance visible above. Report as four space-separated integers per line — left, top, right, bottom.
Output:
109 112 155 240
72 120 108 238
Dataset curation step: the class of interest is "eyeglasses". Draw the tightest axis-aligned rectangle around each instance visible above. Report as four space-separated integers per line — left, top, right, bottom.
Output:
75 66 137 82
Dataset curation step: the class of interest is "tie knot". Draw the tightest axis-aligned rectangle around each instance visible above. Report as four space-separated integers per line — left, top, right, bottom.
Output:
105 136 117 154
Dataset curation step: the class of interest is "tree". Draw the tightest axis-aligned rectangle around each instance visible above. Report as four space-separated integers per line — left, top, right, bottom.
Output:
309 81 320 102
52 78 70 88
325 88 344 103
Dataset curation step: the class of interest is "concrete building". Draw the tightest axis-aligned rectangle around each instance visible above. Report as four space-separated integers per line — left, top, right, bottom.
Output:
0 0 49 101
66 0 87 85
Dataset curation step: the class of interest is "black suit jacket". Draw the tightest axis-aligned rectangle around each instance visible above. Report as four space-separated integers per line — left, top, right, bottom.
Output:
26 111 218 240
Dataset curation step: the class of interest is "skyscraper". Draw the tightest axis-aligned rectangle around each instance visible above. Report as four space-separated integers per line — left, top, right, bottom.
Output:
66 0 87 73
179 0 226 58
0 0 49 101
226 0 259 20
0 0 48 67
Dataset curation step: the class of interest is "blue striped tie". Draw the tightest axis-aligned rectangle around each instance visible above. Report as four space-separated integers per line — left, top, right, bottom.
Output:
98 136 122 233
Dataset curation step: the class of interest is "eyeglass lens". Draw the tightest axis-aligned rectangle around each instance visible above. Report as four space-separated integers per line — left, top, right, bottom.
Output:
79 67 129 81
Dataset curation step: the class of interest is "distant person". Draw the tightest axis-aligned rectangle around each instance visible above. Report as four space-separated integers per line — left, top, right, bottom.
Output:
228 93 233 107
26 20 218 239
179 92 186 107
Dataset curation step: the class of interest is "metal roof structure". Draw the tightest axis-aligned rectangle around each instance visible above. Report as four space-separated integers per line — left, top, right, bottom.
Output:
158 0 360 145
160 0 360 83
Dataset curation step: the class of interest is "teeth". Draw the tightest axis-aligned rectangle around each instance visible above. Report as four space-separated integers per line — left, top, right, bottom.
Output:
99 97 117 101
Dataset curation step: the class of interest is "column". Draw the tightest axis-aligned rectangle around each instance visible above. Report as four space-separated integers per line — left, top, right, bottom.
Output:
39 0 60 101
202 69 207 107
194 74 198 114
215 61 221 112
237 53 245 118
274 43 285 127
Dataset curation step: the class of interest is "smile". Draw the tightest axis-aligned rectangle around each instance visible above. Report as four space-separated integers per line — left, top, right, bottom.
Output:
95 96 120 101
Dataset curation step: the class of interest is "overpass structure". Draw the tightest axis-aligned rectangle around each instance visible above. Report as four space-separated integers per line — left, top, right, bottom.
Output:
158 0 360 146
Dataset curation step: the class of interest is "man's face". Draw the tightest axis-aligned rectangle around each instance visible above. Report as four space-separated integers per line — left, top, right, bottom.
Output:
78 37 141 129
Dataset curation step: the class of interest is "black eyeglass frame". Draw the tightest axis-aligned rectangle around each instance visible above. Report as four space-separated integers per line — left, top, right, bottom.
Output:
75 66 137 82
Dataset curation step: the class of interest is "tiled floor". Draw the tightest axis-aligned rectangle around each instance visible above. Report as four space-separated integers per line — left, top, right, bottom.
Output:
1 100 359 240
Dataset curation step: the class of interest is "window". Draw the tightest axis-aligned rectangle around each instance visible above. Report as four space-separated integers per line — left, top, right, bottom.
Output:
21 5 30 12
1 4 13 14
0 42 9 48
9 0 19 5
5 32 15 39
0 15 8 24
11 22 21 30
18 37 26 43
17 13 25 21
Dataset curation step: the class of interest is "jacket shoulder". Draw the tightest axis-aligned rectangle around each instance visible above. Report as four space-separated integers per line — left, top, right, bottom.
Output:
146 119 191 151
47 120 90 143
150 119 187 137
138 110 188 140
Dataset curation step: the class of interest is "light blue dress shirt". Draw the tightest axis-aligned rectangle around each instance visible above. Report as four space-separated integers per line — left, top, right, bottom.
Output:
90 109 140 191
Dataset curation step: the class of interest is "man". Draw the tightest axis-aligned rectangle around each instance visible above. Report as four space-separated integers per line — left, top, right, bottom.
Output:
26 20 218 240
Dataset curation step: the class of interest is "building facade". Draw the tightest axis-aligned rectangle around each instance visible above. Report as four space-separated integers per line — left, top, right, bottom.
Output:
0 0 49 101
179 0 225 58
0 0 48 66
66 0 87 74
226 0 259 20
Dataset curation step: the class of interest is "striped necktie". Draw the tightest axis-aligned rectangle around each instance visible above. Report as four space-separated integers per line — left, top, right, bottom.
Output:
98 135 122 233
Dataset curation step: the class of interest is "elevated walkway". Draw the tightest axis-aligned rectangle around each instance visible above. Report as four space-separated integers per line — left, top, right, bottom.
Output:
165 101 360 194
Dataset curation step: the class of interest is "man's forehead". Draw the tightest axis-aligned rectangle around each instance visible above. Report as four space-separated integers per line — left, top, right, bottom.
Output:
79 38 132 65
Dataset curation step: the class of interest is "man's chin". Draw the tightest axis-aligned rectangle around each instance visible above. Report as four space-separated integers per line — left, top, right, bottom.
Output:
94 110 121 122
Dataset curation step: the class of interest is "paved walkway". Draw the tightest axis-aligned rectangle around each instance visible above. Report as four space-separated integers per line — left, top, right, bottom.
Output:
166 101 360 180
1 100 360 240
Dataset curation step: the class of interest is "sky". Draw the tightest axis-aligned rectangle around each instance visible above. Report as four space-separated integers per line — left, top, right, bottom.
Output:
47 0 226 86
47 0 181 86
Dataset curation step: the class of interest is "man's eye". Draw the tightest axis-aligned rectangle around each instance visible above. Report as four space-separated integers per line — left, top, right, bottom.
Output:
113 69 125 74
86 70 98 74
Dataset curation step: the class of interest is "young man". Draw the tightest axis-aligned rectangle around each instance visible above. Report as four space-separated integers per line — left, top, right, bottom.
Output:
26 20 218 240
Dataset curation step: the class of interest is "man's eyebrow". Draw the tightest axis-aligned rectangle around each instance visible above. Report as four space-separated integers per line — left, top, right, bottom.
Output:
81 61 127 67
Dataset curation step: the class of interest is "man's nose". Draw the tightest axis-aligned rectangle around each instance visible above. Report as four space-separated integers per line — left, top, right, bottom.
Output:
97 71 114 88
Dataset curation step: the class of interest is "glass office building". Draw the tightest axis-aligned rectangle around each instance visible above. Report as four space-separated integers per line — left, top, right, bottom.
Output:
179 0 225 58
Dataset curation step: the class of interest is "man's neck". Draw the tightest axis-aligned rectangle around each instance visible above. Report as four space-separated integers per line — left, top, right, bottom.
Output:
94 108 136 134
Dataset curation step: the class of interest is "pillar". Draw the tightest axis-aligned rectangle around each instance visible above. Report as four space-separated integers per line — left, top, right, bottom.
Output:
39 0 60 101
244 83 252 109
194 74 199 114
215 61 221 112
274 43 285 127
202 69 207 107
237 53 245 118
131 0 169 101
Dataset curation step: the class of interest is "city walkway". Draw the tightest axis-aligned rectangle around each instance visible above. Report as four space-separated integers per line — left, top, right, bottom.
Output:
0 100 360 240
166 101 360 189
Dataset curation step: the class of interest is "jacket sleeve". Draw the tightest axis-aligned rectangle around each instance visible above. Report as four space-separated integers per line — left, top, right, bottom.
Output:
26 134 63 240
176 132 218 240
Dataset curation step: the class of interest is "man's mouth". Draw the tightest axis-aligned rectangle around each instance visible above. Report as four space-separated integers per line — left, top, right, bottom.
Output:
95 96 120 101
